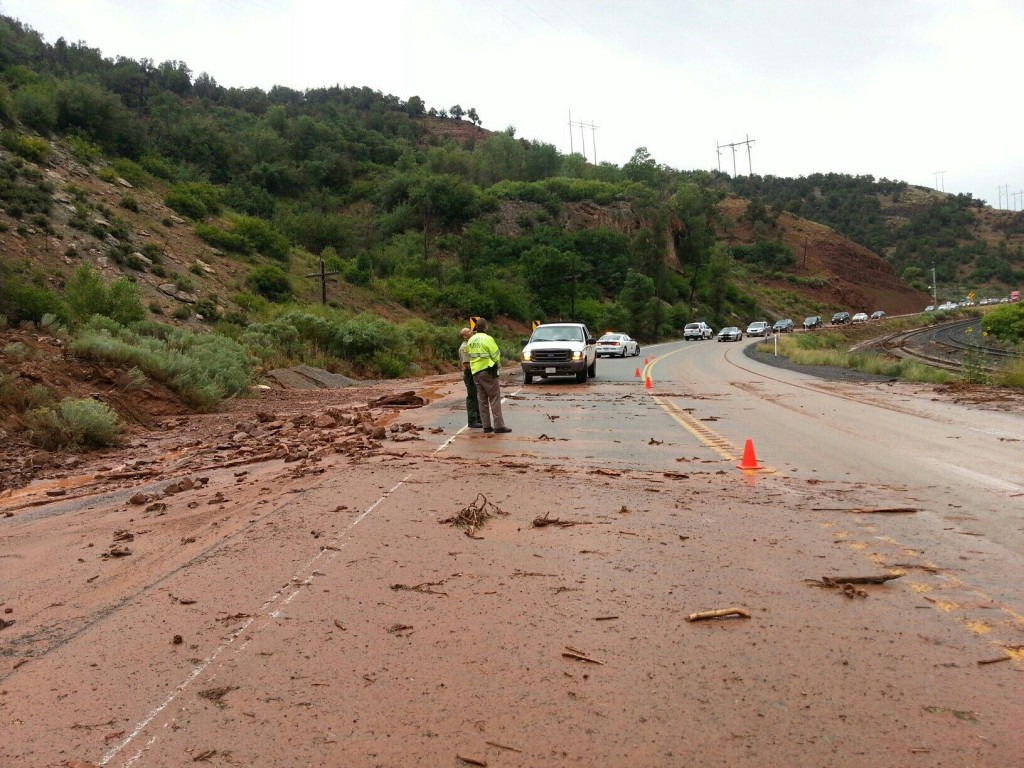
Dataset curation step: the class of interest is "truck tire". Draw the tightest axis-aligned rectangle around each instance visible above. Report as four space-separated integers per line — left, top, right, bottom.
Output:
588 358 597 377
575 367 588 383
524 372 533 385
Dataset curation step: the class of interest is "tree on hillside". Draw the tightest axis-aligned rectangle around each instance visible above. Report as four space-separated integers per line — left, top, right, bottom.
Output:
466 107 480 125
450 104 465 120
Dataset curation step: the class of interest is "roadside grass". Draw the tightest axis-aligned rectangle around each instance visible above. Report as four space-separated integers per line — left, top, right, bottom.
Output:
995 357 1024 388
764 332 954 384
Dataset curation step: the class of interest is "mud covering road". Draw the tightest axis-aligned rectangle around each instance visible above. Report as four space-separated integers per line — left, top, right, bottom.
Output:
1 364 1022 767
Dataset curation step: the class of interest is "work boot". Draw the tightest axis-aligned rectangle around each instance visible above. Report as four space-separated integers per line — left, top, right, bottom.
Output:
469 422 483 428
494 427 512 434
482 427 494 433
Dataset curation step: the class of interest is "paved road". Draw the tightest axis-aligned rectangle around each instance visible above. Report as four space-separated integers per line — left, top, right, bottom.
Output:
1 342 1022 767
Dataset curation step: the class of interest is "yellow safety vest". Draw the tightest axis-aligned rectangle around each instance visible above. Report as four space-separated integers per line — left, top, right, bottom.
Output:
466 332 500 374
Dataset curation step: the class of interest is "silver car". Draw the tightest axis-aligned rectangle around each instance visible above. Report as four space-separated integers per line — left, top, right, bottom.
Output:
717 326 743 342
745 321 771 337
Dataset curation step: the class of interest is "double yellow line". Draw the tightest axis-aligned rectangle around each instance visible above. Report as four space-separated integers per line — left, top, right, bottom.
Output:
644 349 770 470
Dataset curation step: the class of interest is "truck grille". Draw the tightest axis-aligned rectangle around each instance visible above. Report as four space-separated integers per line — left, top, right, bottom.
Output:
532 349 571 362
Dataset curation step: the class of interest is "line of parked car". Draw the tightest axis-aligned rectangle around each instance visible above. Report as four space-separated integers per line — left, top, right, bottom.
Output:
681 308 890 344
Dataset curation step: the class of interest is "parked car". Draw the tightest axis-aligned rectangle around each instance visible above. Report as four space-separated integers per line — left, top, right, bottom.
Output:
596 333 640 358
870 310 886 320
773 318 795 333
803 315 823 329
831 311 851 324
851 312 869 323
683 321 714 340
745 321 771 337
520 322 597 385
717 326 743 342
924 305 935 312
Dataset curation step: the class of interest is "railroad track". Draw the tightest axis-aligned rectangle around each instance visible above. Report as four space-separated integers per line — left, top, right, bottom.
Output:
878 318 1020 373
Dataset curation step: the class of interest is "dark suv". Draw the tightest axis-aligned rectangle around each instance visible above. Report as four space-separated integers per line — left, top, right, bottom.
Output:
803 316 823 329
831 311 850 325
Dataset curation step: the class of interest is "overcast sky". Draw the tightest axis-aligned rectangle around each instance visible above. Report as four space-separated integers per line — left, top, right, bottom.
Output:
4 0 1023 208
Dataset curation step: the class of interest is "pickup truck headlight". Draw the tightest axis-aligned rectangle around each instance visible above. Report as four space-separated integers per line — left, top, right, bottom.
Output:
522 350 531 361
571 351 583 361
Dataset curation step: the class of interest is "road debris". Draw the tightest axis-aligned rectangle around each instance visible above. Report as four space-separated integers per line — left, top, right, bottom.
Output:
594 616 619 621
457 756 487 766
369 391 425 408
814 506 918 514
976 655 1011 665
485 741 522 753
172 635 183 645
808 573 905 587
439 493 506 538
0 617 15 630
590 468 622 477
197 686 237 708
391 580 449 596
562 646 605 664
333 619 347 631
839 583 869 599
648 438 663 445
686 607 751 622
532 512 584 528
387 623 414 636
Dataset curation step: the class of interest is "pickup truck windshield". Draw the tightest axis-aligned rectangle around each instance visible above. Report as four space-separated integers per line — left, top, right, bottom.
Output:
532 326 584 342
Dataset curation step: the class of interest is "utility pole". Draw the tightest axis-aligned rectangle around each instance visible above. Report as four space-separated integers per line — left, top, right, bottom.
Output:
305 256 340 306
717 136 756 176
932 170 945 192
568 113 598 164
931 264 937 305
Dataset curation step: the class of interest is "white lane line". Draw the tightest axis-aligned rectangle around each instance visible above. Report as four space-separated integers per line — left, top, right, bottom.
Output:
104 472 413 766
107 395 486 765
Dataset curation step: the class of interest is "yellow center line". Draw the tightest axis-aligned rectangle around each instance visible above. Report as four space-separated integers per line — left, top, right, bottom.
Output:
645 348 772 471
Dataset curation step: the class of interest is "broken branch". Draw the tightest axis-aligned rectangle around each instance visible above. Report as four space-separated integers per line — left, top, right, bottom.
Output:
686 607 751 622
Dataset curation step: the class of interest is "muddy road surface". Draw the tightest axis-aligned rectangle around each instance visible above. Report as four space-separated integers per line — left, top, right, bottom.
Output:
2 342 1022 767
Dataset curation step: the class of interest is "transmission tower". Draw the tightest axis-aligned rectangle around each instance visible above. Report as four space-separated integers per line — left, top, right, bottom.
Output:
568 110 599 164
716 136 756 177
932 170 946 192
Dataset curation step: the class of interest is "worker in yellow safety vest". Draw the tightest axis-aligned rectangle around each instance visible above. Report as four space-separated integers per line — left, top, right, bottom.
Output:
466 318 510 433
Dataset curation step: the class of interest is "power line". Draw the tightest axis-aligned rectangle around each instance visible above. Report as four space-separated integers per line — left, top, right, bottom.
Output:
568 110 599 164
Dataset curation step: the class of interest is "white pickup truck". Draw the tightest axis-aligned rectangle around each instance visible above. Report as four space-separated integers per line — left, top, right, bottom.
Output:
520 322 597 384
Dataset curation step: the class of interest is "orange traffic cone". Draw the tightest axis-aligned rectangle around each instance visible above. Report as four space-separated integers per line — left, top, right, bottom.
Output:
644 375 653 389
644 357 650 365
634 367 641 378
736 438 764 470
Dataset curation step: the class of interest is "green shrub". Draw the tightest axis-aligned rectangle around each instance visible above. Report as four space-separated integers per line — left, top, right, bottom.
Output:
139 153 178 181
171 305 192 320
26 397 122 449
165 182 223 219
0 372 52 411
0 274 68 325
96 166 118 183
110 159 150 187
68 136 102 164
246 265 292 302
2 341 31 361
71 322 254 409
13 84 57 132
982 303 1024 343
119 194 140 212
195 222 249 253
12 135 51 163
64 264 146 325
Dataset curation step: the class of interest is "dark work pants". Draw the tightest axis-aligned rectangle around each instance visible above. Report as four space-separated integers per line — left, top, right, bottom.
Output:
472 370 505 430
463 367 480 425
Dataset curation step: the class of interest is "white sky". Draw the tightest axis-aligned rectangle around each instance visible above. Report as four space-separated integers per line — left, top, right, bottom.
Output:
3 0 1024 208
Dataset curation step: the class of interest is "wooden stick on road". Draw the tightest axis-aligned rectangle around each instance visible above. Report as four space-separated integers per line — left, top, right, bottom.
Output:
686 607 751 622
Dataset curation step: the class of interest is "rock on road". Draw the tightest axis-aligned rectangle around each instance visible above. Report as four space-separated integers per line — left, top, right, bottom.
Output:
1 338 1022 767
